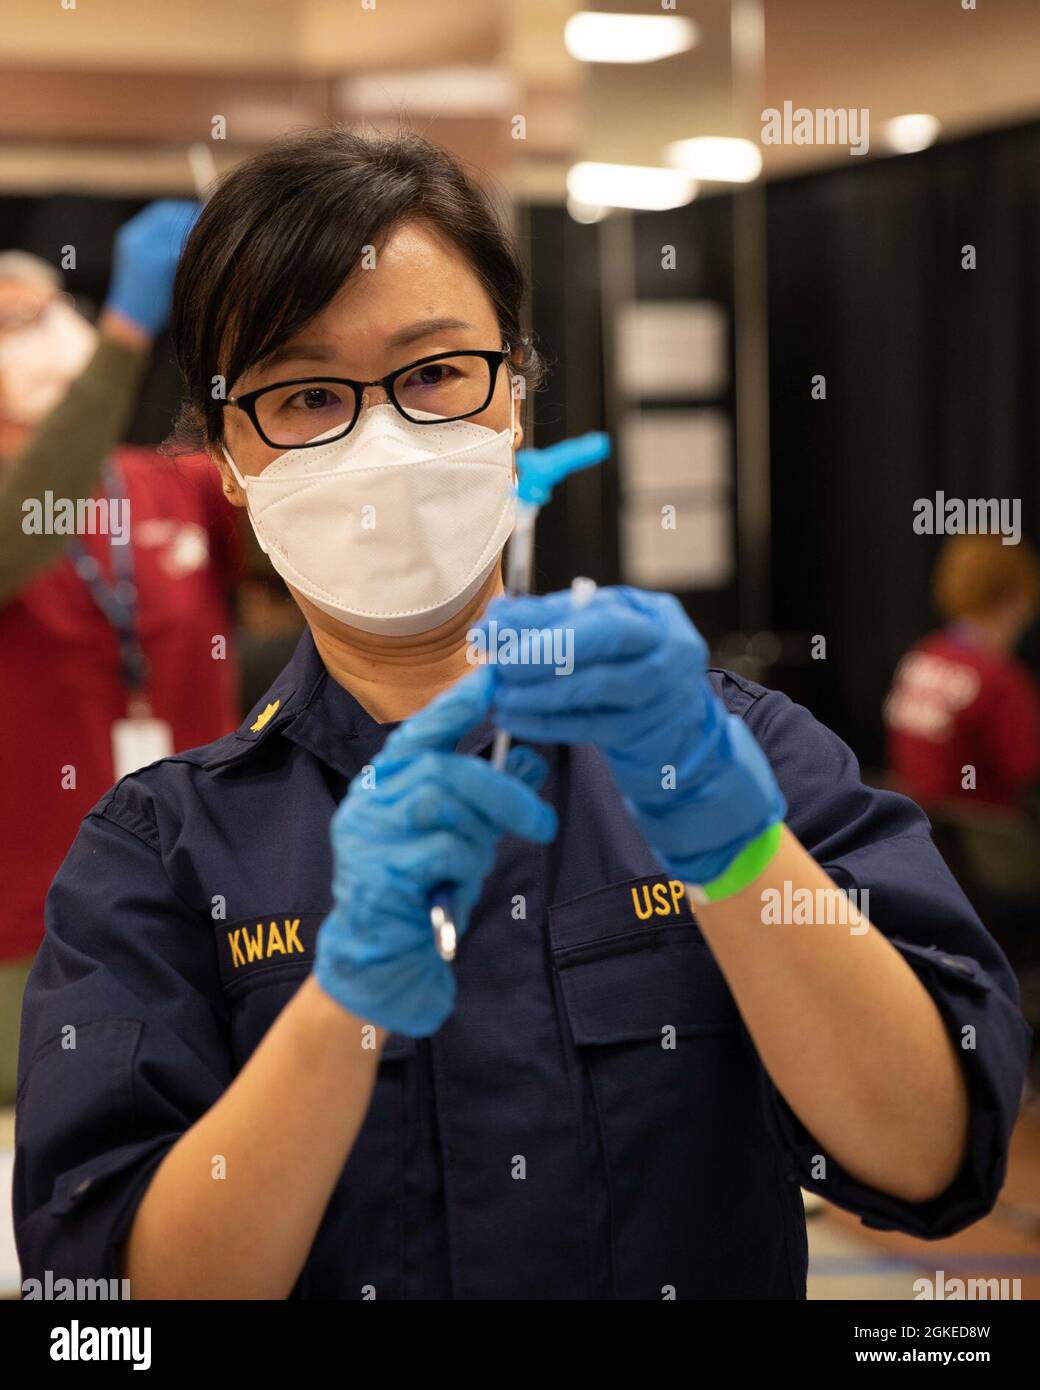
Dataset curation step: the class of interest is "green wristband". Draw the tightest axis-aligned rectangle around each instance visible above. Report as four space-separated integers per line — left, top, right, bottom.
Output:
689 822 784 905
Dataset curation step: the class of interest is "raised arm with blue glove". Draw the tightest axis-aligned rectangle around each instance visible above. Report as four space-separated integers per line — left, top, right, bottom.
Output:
480 586 786 899
104 199 200 339
315 664 558 1036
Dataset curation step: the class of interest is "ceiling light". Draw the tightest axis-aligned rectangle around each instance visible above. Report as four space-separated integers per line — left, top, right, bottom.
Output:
567 162 697 211
883 114 941 154
566 197 608 224
665 137 762 183
564 12 699 64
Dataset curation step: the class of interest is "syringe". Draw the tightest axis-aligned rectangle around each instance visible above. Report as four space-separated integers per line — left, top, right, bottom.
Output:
432 432 611 959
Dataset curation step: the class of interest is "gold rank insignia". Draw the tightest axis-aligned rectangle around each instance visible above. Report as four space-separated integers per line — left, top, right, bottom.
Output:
250 699 280 732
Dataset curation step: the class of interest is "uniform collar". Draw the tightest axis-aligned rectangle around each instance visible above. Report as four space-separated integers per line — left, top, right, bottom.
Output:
202 626 495 777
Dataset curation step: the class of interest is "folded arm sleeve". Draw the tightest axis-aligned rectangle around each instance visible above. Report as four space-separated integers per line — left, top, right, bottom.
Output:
741 684 1032 1239
13 790 232 1281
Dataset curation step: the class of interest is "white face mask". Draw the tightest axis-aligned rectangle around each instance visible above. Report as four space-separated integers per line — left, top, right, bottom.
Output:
0 297 98 425
223 402 518 635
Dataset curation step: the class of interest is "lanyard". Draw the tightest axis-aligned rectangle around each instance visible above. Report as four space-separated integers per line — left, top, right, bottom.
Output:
66 461 150 705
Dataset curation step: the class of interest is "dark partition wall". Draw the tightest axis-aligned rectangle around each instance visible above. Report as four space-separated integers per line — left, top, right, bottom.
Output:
767 119 1040 764
520 204 607 596
524 197 742 643
528 123 1040 764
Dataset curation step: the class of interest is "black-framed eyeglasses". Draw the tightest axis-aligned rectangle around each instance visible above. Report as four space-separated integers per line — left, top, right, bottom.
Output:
221 348 511 450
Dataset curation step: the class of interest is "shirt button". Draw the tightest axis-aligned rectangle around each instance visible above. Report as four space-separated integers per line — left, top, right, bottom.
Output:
71 1177 93 1198
445 1146 457 1170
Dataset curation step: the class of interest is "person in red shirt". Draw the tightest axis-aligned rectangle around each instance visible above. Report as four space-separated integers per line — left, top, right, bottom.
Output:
0 207 241 1104
885 535 1040 808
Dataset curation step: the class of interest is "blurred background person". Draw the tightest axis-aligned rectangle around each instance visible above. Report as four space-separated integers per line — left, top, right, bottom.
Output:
0 202 241 1107
884 536 1040 1007
884 535 1040 810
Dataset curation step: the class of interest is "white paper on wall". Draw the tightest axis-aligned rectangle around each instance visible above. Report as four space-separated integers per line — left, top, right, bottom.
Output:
620 499 733 590
620 409 730 494
616 300 728 399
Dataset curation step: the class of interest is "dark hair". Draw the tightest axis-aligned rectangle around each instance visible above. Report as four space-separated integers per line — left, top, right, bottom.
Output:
169 126 543 451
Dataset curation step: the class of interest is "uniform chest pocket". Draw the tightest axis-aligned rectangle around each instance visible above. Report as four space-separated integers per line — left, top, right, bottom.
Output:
548 874 763 1299
548 874 741 1044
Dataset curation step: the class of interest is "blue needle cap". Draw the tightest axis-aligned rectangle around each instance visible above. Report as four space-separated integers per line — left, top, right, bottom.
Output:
515 432 611 506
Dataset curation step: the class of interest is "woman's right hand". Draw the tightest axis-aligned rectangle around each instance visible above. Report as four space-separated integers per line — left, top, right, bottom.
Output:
315 664 557 1038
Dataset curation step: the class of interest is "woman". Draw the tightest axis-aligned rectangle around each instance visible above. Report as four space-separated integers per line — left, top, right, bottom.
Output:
14 129 1029 1301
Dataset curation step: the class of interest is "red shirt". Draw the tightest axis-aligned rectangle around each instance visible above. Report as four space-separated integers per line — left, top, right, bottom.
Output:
885 628 1040 809
0 448 241 960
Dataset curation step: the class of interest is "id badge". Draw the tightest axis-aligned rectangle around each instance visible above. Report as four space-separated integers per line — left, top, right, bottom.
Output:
111 716 174 779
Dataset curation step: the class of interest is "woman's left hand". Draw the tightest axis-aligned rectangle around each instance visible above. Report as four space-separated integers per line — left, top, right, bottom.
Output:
480 586 786 887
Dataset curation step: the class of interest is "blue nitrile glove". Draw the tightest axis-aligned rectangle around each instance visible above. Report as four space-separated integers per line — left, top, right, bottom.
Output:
104 199 200 337
481 586 786 890
315 664 558 1037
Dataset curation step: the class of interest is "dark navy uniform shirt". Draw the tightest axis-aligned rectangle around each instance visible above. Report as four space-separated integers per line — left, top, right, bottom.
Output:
14 630 1031 1299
